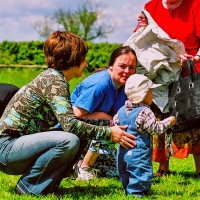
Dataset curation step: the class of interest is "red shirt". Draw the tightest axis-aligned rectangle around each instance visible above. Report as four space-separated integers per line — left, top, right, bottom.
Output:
145 0 200 70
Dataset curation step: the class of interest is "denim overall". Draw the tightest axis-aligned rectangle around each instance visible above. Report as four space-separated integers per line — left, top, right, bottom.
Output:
117 105 153 197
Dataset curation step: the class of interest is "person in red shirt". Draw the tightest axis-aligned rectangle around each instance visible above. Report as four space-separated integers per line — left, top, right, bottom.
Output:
135 0 200 177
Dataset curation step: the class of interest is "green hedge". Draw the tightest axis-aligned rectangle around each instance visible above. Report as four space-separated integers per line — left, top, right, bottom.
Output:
0 40 122 72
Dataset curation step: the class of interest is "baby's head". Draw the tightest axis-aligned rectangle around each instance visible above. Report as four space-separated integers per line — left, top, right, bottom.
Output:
125 74 161 105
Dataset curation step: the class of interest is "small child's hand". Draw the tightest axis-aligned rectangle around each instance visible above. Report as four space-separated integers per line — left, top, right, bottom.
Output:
168 116 176 126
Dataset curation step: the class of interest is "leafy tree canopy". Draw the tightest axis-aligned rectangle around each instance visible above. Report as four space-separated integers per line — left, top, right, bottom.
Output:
33 0 115 41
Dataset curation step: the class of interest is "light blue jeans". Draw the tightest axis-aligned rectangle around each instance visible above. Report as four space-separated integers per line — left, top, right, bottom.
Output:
0 131 80 196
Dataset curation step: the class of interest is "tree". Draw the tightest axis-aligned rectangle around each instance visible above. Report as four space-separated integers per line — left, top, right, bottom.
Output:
33 16 54 39
33 0 115 41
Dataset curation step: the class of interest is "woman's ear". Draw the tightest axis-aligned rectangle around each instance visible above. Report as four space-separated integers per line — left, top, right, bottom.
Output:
109 66 113 71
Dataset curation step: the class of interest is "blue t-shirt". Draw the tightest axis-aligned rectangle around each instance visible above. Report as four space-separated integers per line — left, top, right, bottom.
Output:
71 69 127 117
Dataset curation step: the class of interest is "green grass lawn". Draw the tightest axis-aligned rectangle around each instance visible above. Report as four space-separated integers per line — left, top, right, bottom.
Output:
0 155 199 199
0 67 89 93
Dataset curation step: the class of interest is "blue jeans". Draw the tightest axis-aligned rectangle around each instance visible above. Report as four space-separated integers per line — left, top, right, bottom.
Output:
0 131 80 196
117 145 153 198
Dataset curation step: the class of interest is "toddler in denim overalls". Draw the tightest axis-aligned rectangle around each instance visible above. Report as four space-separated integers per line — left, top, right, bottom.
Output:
113 74 176 197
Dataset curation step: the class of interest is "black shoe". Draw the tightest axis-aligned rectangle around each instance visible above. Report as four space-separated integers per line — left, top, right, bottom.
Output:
194 172 200 178
153 169 170 178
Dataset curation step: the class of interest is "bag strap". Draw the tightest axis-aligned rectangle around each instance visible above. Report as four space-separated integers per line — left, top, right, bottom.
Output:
188 59 198 74
181 59 198 78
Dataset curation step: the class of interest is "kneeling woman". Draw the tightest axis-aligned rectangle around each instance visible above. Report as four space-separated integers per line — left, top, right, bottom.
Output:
0 31 136 196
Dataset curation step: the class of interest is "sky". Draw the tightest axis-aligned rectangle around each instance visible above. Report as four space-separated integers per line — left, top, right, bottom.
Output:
0 0 149 44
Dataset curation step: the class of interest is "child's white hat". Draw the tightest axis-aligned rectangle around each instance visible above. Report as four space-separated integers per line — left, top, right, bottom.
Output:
125 74 162 103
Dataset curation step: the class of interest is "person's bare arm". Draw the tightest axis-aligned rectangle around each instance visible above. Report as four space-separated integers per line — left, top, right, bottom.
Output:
73 106 89 117
73 106 112 120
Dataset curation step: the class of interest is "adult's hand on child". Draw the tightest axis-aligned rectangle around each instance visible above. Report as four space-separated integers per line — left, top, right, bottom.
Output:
110 126 136 148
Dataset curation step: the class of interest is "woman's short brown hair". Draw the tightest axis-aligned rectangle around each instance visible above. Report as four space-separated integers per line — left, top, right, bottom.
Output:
44 30 88 70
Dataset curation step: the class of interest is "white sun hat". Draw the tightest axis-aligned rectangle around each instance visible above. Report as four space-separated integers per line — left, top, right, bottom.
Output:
125 74 162 103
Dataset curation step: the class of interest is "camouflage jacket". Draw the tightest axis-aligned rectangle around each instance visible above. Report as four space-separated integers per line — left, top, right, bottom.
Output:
0 69 111 142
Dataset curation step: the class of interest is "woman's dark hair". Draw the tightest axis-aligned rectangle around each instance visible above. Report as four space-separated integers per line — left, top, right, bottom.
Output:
109 46 137 66
44 30 88 70
90 46 137 75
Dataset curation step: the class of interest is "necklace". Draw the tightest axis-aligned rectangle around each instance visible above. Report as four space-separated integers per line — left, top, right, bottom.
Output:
163 0 184 10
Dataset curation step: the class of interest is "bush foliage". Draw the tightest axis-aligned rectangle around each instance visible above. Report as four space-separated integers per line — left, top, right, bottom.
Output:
0 40 122 72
